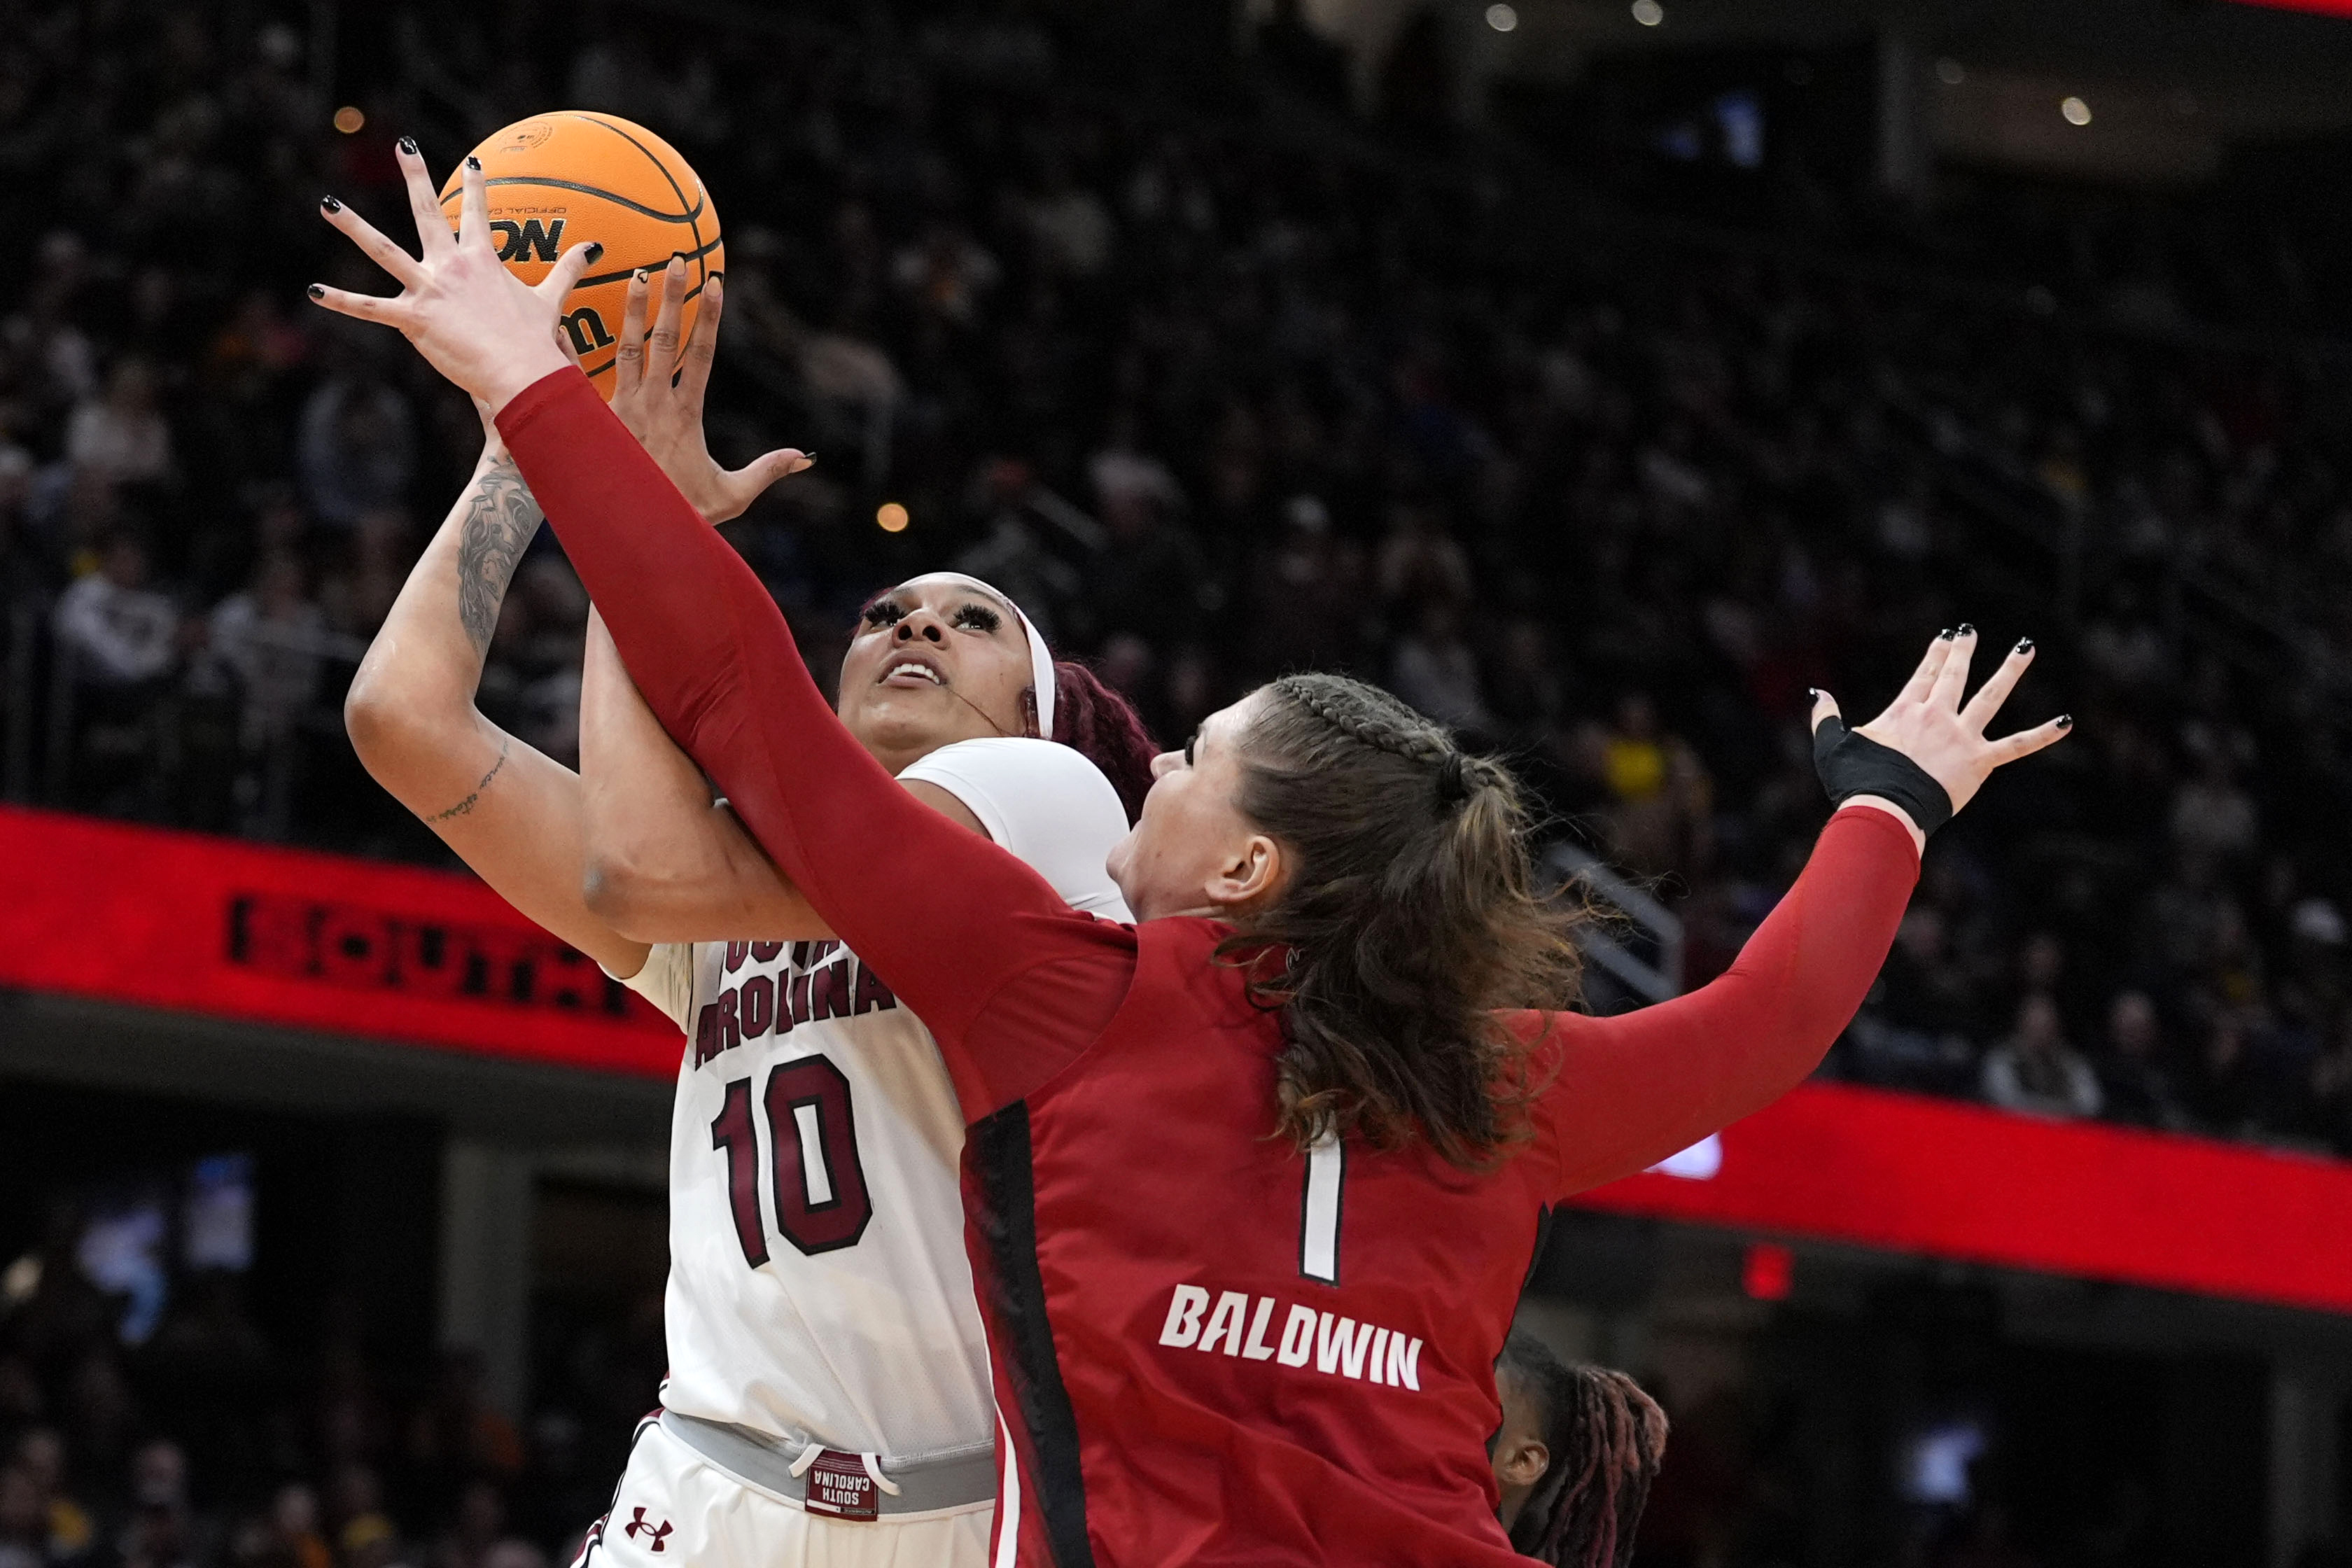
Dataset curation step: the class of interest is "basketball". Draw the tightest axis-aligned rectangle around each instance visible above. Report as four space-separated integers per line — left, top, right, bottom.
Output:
438 111 722 396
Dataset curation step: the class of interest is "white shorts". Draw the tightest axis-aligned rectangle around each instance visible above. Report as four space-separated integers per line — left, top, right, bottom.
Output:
574 1415 995 1568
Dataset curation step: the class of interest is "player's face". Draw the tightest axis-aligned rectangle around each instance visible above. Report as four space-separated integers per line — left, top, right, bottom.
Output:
1490 1368 1551 1530
837 575 1035 775
1109 688 1287 922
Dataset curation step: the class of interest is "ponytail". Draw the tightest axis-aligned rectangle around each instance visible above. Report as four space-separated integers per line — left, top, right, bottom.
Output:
1224 673 1583 1169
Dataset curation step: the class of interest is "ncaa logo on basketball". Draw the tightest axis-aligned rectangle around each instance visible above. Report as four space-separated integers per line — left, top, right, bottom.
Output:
491 217 566 263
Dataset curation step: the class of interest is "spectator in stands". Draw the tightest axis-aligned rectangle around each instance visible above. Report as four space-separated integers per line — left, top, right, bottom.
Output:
2094 991 2185 1130
295 362 414 531
51 535 177 689
1389 598 1492 738
50 533 181 813
2183 1009 2261 1137
10 1432 88 1567
64 361 173 489
118 1440 200 1568
1982 995 2104 1119
0 1464 43 1568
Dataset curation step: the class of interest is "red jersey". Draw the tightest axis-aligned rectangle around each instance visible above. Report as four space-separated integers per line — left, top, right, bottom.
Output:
500 370 1919 1567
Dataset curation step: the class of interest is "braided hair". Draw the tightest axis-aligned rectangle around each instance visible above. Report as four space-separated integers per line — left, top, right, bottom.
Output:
1498 1334 1668 1568
1048 659 1158 825
1226 673 1583 1168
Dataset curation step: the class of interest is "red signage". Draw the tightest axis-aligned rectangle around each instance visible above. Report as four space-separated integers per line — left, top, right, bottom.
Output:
0 805 679 1077
2232 0 2352 14
10 807 2352 1313
1577 1080 2352 1315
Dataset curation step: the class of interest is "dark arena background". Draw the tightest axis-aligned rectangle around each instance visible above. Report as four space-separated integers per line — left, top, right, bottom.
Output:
5 0 2352 1564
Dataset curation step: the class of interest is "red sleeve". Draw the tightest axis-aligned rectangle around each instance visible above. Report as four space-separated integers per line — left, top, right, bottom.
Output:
495 369 1130 1116
1529 804 1919 1195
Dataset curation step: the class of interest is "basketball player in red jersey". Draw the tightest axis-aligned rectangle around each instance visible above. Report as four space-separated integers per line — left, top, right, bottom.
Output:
332 173 1156 1564
315 153 2071 1567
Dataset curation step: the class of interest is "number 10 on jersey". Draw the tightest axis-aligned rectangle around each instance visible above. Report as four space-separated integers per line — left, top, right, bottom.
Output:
710 1057 873 1262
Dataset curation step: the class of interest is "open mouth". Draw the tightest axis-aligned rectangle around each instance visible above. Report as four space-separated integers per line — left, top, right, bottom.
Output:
879 651 948 689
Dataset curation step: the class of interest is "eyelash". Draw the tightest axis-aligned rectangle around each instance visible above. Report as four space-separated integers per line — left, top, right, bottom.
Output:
859 600 1003 634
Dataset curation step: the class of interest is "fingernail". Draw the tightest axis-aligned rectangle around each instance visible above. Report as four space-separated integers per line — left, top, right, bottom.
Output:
1806 687 1820 700
398 136 418 155
633 268 648 283
1956 622 1976 637
800 451 817 463
1938 627 1956 640
584 242 606 262
465 155 481 170
2057 715 2074 729
306 284 324 300
2015 637 2034 654
320 195 342 213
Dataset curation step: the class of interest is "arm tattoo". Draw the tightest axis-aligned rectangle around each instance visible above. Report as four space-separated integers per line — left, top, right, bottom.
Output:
456 454 545 654
427 735 511 822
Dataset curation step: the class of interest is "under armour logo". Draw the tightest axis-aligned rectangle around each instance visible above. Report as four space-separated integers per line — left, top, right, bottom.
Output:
624 1508 672 1553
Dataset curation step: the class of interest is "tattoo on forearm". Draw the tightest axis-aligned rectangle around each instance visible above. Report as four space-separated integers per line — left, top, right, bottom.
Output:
456 455 545 654
427 736 510 822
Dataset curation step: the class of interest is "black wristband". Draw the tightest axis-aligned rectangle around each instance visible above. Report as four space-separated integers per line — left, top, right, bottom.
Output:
1812 714 1952 835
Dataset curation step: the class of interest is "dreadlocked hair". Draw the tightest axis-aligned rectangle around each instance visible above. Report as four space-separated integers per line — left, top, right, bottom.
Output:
1499 1334 1668 1568
1222 673 1583 1169
1048 659 1158 825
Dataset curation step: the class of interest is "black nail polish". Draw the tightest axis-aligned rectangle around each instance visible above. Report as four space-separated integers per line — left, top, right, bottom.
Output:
1956 622 1976 637
585 242 606 262
633 268 649 283
320 195 342 213
465 155 481 170
398 135 418 155
2057 715 2074 729
1806 687 1820 699
1938 627 1956 640
306 284 324 299
2015 637 2034 654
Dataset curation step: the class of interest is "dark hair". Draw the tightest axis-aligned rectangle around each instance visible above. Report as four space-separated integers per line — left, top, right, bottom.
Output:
1497 1334 1667 1568
1224 673 1583 1168
1049 659 1158 825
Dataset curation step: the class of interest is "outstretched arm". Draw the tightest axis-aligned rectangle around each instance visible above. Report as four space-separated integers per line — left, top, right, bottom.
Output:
1534 629 2068 1193
571 266 991 945
343 428 648 976
1534 803 1916 1194
304 144 1133 1114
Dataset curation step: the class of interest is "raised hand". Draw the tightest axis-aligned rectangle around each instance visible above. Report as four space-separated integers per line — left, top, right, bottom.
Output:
1811 626 2071 827
309 139 595 412
609 258 810 525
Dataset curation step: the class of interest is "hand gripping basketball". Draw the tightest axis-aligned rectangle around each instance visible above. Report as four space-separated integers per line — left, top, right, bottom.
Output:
1808 627 2071 845
608 257 810 525
309 141 597 412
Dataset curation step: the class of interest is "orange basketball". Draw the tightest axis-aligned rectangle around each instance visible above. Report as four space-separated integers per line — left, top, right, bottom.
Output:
438 111 722 397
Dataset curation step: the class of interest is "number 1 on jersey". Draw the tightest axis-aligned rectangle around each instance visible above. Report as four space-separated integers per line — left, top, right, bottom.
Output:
1299 1133 1344 1284
710 1056 874 1265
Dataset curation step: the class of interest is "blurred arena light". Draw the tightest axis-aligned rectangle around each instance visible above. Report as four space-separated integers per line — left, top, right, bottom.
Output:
333 105 365 134
1485 3 1518 31
1631 0 1664 24
1742 1241 1794 1301
2062 94 2093 125
876 500 911 533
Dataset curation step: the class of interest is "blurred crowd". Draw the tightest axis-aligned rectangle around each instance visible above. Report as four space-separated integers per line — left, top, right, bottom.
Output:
0 0 2348 1446
0 1236 665 1568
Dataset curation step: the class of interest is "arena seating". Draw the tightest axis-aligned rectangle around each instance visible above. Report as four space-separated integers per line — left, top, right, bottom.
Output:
6 3 2352 1562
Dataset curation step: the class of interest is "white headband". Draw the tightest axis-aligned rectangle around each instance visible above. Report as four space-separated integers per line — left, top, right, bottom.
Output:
918 572 1055 738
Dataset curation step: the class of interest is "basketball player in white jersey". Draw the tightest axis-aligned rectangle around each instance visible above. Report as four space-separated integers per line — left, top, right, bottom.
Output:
338 234 1152 1564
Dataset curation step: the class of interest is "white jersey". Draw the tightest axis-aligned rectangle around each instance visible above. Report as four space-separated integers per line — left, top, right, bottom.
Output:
617 738 1133 1464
